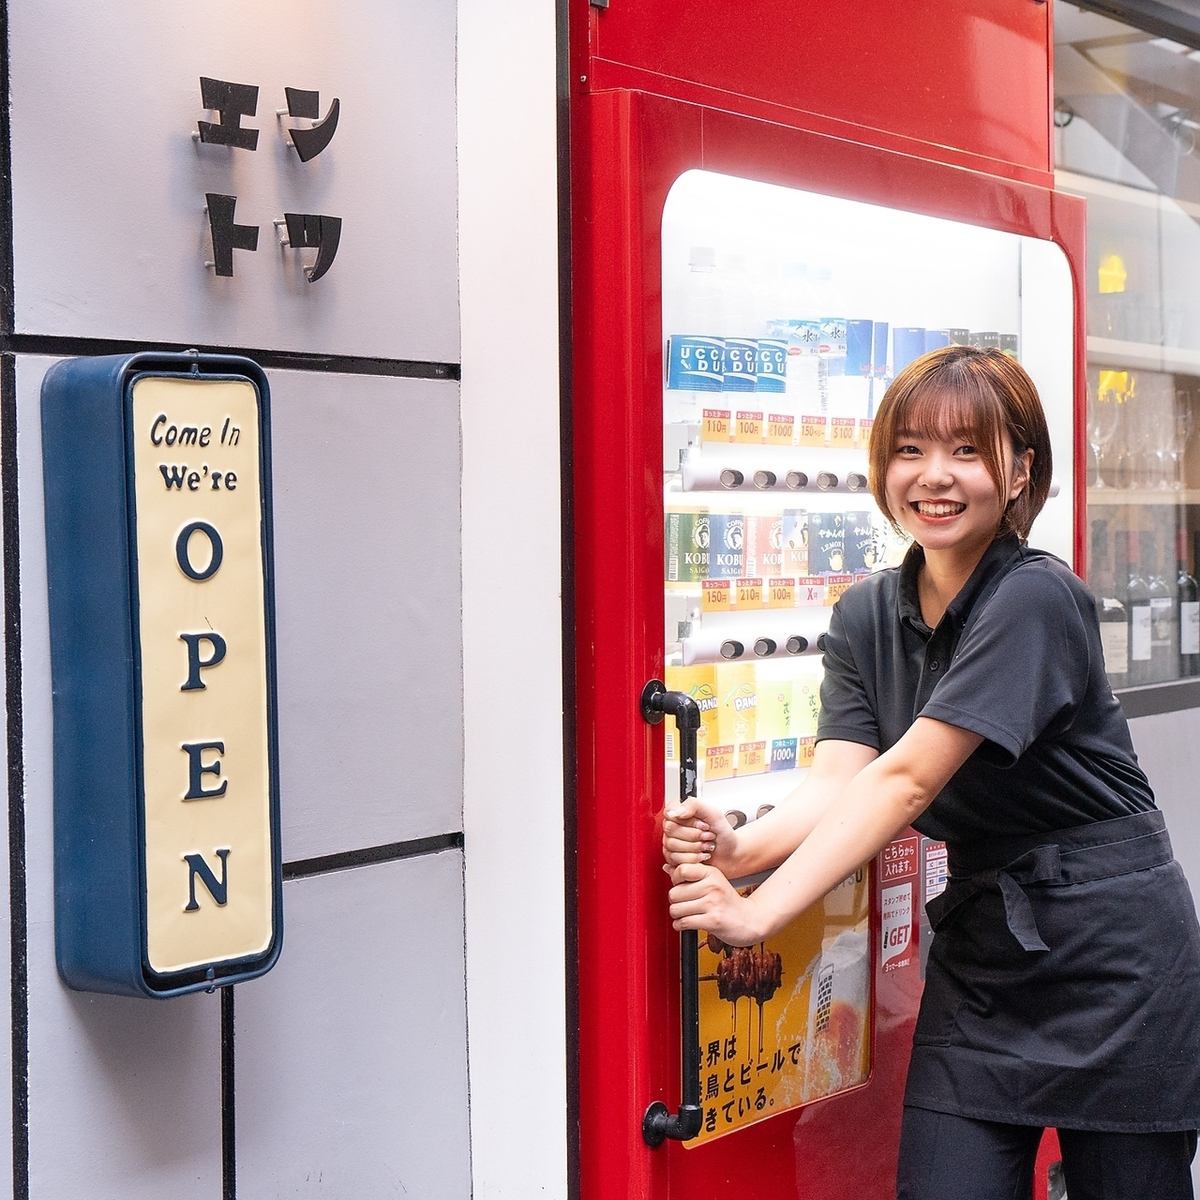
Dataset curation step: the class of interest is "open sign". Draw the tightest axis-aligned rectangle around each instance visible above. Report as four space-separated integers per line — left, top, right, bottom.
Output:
43 352 282 998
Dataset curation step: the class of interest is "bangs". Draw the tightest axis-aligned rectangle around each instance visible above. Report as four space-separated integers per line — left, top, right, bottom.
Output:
893 381 1007 451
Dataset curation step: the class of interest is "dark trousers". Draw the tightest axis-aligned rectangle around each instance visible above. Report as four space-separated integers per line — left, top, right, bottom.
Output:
896 1106 1198 1200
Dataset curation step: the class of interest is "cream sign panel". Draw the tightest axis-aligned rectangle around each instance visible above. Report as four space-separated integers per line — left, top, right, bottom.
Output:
42 353 282 999
133 377 273 973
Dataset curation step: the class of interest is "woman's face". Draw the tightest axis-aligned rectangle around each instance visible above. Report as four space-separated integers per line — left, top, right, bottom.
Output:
884 425 1030 560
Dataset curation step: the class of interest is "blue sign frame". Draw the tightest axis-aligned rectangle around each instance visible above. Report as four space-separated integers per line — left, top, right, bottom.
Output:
42 351 283 998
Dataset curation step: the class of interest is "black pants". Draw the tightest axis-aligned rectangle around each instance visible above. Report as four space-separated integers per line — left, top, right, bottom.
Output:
897 1106 1198 1200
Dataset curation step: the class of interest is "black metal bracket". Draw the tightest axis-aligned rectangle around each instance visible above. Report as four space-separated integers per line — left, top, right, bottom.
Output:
640 679 704 1147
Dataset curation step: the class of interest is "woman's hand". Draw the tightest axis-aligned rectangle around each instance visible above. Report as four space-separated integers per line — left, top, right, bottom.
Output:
662 799 739 873
667 863 765 947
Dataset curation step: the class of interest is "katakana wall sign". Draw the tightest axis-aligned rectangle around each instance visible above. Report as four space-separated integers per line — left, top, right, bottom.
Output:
196 76 343 281
42 351 283 999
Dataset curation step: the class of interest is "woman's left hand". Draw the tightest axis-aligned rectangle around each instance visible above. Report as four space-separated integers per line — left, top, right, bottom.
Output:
667 864 765 946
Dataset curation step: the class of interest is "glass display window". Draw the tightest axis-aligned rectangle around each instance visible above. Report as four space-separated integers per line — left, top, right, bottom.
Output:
658 169 1074 1142
1057 4 1200 689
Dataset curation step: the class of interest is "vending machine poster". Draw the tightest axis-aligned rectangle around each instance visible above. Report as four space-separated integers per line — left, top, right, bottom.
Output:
881 883 915 974
923 839 949 903
880 835 919 885
688 869 871 1146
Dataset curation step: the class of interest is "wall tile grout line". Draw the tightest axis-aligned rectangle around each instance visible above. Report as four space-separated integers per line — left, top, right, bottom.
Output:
2 353 28 1200
0 334 460 383
282 832 464 881
221 986 235 1200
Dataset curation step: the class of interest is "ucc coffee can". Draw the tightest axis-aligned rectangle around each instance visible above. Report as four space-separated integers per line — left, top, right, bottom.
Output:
666 335 725 391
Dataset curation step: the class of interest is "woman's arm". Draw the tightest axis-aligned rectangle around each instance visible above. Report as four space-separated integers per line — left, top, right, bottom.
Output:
662 739 878 876
667 717 983 945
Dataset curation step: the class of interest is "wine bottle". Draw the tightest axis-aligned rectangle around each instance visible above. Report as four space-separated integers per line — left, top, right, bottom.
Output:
1147 532 1176 684
1179 529 1200 677
1093 522 1129 687
1124 531 1153 685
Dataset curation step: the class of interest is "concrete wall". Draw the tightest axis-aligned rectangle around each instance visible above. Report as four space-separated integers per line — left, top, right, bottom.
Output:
0 0 568 1194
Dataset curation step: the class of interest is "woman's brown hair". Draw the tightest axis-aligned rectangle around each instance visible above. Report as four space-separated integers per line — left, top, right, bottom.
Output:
867 345 1052 540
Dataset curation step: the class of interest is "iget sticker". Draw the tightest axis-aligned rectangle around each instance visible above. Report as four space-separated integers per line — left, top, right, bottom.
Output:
881 882 914 972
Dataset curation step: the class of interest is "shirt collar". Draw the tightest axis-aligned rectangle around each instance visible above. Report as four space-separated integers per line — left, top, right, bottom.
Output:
898 533 1024 636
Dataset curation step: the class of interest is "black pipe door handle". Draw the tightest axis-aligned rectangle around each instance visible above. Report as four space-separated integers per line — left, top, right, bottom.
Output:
640 679 704 1147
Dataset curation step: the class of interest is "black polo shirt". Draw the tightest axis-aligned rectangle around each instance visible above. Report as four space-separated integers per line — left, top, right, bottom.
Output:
817 533 1156 843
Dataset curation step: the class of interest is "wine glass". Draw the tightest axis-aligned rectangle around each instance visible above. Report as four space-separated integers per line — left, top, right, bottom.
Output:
1171 388 1195 490
1088 386 1122 488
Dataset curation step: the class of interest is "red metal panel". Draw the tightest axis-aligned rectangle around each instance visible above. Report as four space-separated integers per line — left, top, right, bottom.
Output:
580 0 1052 183
570 87 1085 1200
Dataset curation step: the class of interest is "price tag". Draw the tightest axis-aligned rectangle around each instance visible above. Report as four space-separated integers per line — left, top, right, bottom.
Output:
830 417 857 447
701 579 733 612
735 577 764 608
826 574 855 605
701 408 731 443
798 414 828 448
858 417 874 447
797 736 816 767
795 576 828 606
766 413 795 446
766 577 795 609
706 744 735 781
733 411 765 444
738 741 767 776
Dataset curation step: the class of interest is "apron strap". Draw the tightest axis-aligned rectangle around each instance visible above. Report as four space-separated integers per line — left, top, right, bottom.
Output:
926 843 1062 954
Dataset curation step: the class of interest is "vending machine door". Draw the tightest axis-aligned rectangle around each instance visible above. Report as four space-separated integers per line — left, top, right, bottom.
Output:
572 89 1084 1200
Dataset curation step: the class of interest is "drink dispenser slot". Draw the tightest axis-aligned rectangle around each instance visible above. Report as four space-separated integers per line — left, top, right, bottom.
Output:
681 448 869 493
683 617 829 664
640 679 704 1148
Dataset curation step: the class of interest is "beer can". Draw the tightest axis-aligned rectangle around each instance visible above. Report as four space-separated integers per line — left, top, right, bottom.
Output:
808 511 846 575
892 327 926 376
664 508 709 585
843 510 876 573
782 509 808 576
707 512 745 579
745 513 784 578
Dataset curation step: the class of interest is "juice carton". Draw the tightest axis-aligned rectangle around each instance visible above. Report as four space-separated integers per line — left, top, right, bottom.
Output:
664 664 720 766
716 662 758 770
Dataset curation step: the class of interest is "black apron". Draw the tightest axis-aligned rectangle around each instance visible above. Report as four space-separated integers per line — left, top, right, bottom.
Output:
904 810 1200 1132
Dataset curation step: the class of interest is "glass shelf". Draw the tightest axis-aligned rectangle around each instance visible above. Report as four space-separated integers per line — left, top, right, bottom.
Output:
1088 337 1200 377
1088 489 1200 507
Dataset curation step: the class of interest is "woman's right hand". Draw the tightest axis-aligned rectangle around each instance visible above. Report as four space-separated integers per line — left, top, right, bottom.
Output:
662 799 739 875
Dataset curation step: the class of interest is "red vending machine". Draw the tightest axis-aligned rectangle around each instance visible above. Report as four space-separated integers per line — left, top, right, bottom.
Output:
570 4 1086 1197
